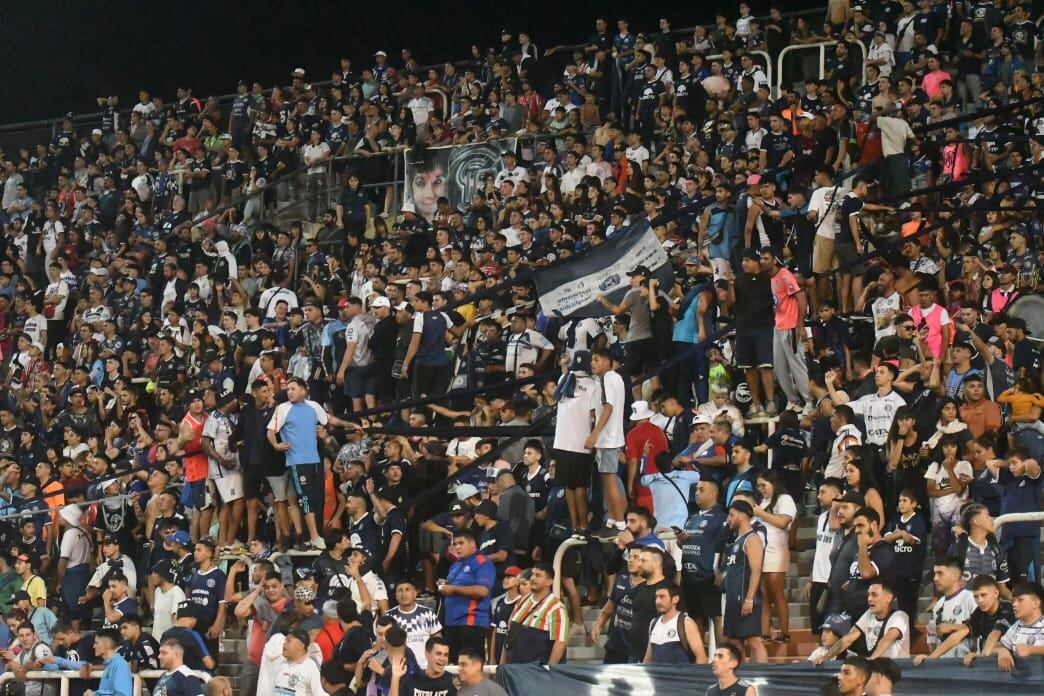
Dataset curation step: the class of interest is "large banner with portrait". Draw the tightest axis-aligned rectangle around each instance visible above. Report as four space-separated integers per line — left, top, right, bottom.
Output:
402 139 518 221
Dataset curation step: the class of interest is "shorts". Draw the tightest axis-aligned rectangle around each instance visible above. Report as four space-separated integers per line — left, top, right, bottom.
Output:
624 338 656 375
835 241 865 276
710 257 731 282
345 364 378 399
595 447 622 475
553 449 593 490
184 480 212 510
210 473 245 503
683 578 722 620
812 235 837 275
723 593 763 639
734 326 774 370
268 474 291 503
288 463 323 514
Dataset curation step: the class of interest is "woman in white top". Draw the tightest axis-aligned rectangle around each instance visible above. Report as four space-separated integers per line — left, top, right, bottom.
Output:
924 434 973 556
754 469 797 642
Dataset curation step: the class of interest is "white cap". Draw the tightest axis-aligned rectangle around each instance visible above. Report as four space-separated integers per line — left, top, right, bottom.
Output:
59 504 82 527
374 50 388 57
371 296 391 309
630 400 656 421
292 67 306 76
400 202 416 214
456 483 479 501
91 128 103 136
691 413 713 426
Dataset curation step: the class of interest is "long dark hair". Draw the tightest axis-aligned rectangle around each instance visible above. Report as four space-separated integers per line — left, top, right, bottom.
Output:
845 446 879 494
757 468 789 512
887 406 916 445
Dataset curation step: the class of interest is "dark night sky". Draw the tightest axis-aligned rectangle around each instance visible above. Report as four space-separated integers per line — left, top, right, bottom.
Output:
0 0 822 125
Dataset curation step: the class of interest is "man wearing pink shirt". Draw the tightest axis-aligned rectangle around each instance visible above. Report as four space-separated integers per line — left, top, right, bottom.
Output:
760 248 812 414
921 53 952 100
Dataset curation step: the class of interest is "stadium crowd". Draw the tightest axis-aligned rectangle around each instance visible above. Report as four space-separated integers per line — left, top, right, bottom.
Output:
0 2 1042 696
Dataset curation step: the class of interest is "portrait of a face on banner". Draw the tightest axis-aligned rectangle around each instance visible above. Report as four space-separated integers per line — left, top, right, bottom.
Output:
402 139 518 221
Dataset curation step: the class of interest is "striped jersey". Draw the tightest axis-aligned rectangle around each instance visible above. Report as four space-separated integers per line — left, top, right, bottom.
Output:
385 604 442 668
508 592 570 643
1000 615 1044 651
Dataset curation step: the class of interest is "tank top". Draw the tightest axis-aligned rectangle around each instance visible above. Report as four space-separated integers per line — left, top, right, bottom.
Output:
755 197 784 248
648 612 691 664
181 413 208 482
724 529 758 602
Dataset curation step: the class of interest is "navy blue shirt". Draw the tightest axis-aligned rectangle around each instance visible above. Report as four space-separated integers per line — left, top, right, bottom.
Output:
187 566 225 618
680 506 728 583
995 467 1042 538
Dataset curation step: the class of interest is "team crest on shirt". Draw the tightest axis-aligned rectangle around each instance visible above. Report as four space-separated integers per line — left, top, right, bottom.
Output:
667 628 677 638
954 606 962 616
1029 634 1037 646
288 675 299 687
207 579 216 588
301 475 308 483
699 520 708 528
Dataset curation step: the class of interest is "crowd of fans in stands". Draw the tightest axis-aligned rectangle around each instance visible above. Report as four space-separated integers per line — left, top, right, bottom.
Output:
0 2 1042 696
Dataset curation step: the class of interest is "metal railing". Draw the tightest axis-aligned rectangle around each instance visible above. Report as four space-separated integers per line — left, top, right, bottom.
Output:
0 669 210 696
775 39 868 97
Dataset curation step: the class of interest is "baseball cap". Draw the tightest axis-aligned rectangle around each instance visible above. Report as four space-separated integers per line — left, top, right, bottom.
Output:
741 248 762 261
12 590 30 602
628 265 652 278
449 502 468 515
747 173 762 186
185 389 203 403
294 585 317 603
474 500 498 518
821 613 852 637
151 561 177 583
371 296 391 309
504 566 522 577
569 350 592 374
102 533 120 546
837 491 866 506
691 413 713 426
374 50 387 57
395 301 411 312
337 297 350 309
91 128 103 136
456 483 479 501
169 530 192 548
295 566 318 580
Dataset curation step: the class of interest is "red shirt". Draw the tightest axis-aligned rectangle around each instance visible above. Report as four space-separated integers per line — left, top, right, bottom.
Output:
770 268 802 330
625 421 669 510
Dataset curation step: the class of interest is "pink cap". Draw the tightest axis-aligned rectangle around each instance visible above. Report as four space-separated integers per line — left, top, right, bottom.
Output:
747 174 762 186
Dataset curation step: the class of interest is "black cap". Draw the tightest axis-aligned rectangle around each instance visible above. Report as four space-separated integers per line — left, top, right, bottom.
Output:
449 502 468 515
151 560 177 583
837 490 866 506
102 533 120 546
295 566 317 580
628 265 652 278
741 248 762 261
216 388 237 408
474 499 498 518
12 590 30 603
185 389 203 402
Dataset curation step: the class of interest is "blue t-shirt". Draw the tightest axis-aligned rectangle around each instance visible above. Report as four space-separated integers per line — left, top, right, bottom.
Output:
996 467 1042 538
443 553 496 627
187 566 226 617
276 401 324 466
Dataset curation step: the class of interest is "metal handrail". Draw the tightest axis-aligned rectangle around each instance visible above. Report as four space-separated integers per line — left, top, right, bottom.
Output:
775 39 868 99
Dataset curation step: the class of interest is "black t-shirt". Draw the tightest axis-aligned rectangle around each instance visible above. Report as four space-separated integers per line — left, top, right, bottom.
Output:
478 522 514 574
837 193 865 244
966 601 1015 651
883 513 927 581
399 671 457 696
335 621 374 668
760 130 793 170
842 540 897 615
733 272 774 329
379 506 410 575
629 578 672 661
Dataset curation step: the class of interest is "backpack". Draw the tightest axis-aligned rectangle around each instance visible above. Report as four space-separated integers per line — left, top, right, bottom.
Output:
647 612 694 662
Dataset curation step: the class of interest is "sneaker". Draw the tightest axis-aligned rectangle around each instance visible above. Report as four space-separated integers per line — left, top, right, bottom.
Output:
765 402 779 417
786 402 803 413
591 527 617 541
309 537 327 550
615 520 626 531
749 406 766 419
292 541 310 553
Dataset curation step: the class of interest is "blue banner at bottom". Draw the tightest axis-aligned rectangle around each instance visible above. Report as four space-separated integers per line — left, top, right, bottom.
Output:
496 657 1044 695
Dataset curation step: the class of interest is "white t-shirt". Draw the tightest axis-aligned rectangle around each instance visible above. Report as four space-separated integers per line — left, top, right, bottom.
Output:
274 656 326 696
927 588 977 656
808 185 846 239
505 329 553 376
924 460 974 515
301 141 331 176
44 280 70 320
594 370 627 448
759 494 797 554
848 390 907 446
812 510 838 583
625 145 650 168
22 314 46 345
87 554 138 594
553 374 597 453
59 526 92 566
345 316 374 367
407 96 434 125
871 292 903 339
153 584 186 638
855 609 911 659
